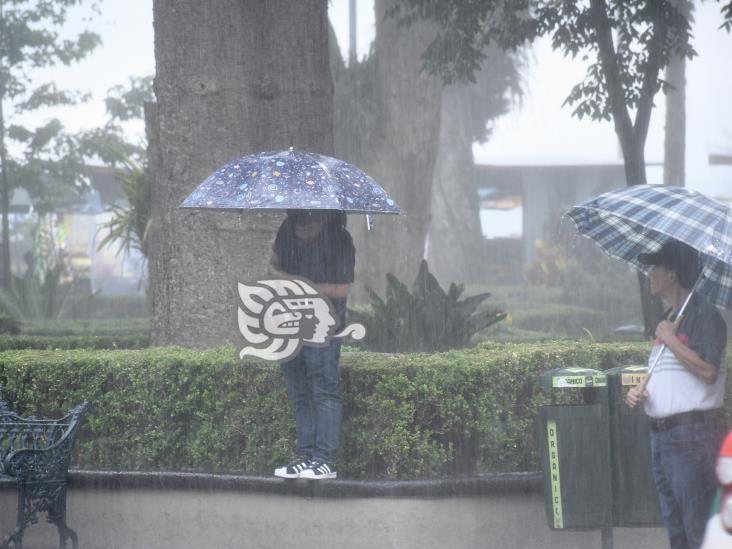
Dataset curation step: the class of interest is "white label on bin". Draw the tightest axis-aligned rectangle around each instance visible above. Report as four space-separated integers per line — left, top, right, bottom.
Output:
547 420 564 528
553 376 588 388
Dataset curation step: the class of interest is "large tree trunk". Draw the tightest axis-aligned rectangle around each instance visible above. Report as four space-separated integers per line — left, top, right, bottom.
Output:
350 0 442 294
150 0 332 347
427 86 485 285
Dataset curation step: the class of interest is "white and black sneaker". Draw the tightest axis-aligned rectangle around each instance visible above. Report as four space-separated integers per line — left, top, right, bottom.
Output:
274 456 311 478
299 460 337 480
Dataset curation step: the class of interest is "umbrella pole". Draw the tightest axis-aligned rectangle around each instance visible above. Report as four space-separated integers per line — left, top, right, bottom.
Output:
637 273 705 393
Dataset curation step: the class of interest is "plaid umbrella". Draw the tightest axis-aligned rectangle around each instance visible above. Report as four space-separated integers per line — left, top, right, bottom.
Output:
566 185 732 310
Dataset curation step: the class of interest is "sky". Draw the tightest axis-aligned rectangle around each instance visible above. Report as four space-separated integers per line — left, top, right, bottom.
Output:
16 0 732 203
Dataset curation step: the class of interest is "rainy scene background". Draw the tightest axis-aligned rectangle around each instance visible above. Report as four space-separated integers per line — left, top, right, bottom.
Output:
0 0 731 548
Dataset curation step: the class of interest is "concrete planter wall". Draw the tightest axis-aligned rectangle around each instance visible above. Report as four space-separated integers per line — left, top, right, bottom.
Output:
0 471 665 549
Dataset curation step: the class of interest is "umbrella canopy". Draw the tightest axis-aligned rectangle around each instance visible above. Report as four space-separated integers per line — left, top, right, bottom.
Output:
566 185 732 309
179 148 403 215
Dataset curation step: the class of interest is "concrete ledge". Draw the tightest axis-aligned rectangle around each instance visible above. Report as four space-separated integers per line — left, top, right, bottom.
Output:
68 469 543 498
1 470 667 549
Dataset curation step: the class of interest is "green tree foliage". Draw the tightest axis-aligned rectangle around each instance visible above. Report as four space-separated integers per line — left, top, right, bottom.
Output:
390 0 732 336
349 260 507 352
96 153 151 260
88 76 154 264
0 0 102 290
79 75 154 165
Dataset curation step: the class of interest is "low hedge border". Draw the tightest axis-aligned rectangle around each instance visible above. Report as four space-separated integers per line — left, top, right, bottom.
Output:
0 334 151 351
0 341 721 480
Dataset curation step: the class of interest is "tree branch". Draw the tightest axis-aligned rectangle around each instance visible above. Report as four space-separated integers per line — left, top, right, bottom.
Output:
589 0 633 145
634 1 669 146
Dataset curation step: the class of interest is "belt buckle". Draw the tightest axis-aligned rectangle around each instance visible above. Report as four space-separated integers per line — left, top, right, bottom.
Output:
653 417 667 431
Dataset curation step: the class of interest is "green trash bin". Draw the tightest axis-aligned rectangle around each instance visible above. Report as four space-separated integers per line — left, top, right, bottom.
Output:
537 367 613 530
606 365 663 527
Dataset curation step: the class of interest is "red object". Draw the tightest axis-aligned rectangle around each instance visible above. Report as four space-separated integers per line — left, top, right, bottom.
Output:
717 431 732 533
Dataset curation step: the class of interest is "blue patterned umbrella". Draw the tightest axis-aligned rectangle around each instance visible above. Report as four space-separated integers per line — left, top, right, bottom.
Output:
179 149 402 215
567 185 732 309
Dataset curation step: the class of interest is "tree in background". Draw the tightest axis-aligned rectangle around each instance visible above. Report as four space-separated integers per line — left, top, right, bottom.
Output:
428 48 522 285
80 75 154 166
333 0 522 294
0 0 101 291
663 0 693 188
390 0 732 335
84 76 154 266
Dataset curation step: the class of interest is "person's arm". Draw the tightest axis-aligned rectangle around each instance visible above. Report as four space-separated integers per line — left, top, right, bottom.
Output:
626 384 648 408
655 320 719 384
314 282 351 299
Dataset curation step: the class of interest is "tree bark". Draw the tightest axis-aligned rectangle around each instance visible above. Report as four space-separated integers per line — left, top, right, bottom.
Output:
427 84 485 285
350 0 442 293
591 0 669 335
150 0 332 347
0 93 11 291
663 54 685 187
663 0 690 188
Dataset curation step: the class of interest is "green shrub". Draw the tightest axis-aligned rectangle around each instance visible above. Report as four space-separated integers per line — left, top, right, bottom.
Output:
350 260 506 352
20 318 149 337
0 341 666 479
0 314 21 335
0 334 150 351
510 305 609 337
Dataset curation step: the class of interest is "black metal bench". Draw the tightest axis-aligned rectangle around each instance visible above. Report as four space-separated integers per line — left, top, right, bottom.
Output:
0 394 88 549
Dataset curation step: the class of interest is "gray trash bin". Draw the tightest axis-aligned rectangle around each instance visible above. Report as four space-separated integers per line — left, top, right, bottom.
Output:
537 367 613 530
606 364 663 527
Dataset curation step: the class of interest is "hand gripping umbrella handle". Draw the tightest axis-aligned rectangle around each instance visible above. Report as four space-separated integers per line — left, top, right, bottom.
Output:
638 273 704 393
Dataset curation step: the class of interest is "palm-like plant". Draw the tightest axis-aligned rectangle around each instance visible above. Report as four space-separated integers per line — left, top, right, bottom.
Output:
96 154 151 260
349 260 507 352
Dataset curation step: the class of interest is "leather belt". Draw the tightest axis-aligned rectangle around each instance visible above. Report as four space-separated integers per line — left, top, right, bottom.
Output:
650 409 721 432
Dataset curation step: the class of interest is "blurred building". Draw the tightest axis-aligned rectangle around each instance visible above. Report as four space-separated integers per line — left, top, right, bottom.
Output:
9 165 146 295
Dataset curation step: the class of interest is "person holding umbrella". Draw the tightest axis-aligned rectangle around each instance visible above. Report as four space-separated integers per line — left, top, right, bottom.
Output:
567 185 732 549
625 239 727 549
270 209 355 480
626 240 727 549
179 148 403 479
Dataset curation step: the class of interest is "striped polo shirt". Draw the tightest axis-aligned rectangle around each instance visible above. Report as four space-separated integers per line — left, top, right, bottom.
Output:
644 294 727 419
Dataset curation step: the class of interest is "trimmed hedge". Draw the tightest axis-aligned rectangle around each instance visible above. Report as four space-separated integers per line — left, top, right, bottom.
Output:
0 334 150 351
0 341 719 479
20 319 150 337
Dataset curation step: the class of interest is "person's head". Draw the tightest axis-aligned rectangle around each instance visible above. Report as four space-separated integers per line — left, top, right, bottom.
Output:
287 209 345 242
638 240 700 295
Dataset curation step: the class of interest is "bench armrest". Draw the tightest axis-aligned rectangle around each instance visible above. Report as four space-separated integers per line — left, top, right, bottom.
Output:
3 446 70 482
2 401 88 482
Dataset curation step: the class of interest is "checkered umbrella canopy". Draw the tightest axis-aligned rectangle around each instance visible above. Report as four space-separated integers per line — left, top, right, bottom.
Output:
567 185 732 309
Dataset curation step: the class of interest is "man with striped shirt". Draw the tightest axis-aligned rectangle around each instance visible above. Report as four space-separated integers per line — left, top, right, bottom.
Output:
627 240 727 549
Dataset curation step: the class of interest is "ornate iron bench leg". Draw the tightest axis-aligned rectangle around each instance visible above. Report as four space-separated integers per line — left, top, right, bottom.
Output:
2 485 30 549
48 485 78 549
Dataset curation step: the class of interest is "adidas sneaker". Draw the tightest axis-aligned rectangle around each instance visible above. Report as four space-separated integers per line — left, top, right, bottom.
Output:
274 456 311 478
299 460 337 480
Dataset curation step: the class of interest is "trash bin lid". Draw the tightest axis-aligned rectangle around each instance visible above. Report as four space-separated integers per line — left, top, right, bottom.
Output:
539 367 607 389
605 364 648 386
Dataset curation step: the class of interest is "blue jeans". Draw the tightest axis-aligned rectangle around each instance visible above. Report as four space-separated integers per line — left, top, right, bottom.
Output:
280 300 345 465
650 417 723 549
